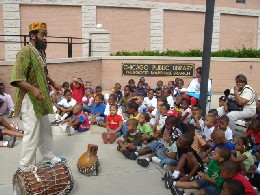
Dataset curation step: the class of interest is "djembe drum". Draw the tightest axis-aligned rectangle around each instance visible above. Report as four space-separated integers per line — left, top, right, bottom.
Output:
13 161 73 195
77 144 100 176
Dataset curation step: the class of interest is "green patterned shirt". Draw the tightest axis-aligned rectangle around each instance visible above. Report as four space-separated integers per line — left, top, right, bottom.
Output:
10 45 53 118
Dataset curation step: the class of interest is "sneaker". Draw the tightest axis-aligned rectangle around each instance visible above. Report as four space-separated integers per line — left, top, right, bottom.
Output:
59 124 67 133
51 156 67 163
165 176 180 189
170 185 185 195
152 156 161 164
162 172 170 181
7 135 16 148
122 151 137 160
137 159 149 167
67 127 74 136
102 132 108 144
51 120 59 126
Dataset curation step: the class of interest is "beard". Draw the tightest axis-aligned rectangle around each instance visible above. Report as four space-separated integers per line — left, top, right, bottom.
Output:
35 37 47 51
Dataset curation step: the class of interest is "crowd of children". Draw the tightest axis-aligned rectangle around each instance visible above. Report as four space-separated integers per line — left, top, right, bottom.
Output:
5 75 258 194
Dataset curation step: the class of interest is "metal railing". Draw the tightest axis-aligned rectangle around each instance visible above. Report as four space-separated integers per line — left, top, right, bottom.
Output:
0 35 92 58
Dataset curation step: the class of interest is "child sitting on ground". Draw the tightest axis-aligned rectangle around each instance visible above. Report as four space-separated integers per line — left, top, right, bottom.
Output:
163 88 174 109
70 77 84 104
180 98 192 124
99 94 120 128
137 113 153 144
0 116 24 148
128 79 137 92
218 115 233 142
208 109 219 121
169 145 231 195
154 103 170 140
203 130 235 162
102 104 122 144
217 96 227 118
118 85 132 111
82 87 94 113
143 89 157 118
88 94 106 125
123 116 181 167
94 86 104 99
220 160 256 195
115 83 123 102
104 87 116 104
186 124 206 157
52 89 76 124
164 133 204 187
121 102 140 136
220 179 245 195
59 104 90 136
174 95 183 112
189 108 204 136
136 81 146 97
117 118 141 152
231 137 254 172
246 119 260 156
203 115 216 146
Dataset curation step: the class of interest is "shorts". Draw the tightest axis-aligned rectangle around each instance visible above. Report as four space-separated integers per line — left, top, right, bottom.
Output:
196 179 220 195
0 129 3 141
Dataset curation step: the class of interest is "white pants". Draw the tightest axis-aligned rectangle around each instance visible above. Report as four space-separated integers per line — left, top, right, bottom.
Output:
20 94 55 167
227 108 255 131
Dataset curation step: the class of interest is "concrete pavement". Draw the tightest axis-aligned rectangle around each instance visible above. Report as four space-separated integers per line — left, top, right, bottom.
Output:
0 95 221 195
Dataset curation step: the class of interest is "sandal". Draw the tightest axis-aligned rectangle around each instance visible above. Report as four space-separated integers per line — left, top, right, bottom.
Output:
109 133 117 144
102 132 108 144
122 150 137 160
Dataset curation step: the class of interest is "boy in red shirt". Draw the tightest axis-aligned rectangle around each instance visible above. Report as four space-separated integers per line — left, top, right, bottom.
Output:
70 77 84 104
220 160 256 195
246 119 260 155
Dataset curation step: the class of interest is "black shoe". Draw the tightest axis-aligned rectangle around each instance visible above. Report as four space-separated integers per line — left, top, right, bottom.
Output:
165 176 180 189
137 159 149 167
7 135 16 148
51 120 59 126
162 172 170 181
170 185 185 195
122 151 137 160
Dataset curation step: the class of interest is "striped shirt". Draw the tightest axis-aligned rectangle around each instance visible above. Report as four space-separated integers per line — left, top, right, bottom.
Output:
10 45 53 118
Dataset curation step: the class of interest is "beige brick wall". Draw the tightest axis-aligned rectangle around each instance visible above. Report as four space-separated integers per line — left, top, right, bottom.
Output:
220 14 258 50
0 5 4 60
164 10 205 51
96 7 150 54
140 0 260 10
20 5 82 59
102 59 260 94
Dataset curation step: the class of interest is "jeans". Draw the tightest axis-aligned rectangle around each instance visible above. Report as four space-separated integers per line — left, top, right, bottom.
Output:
83 104 93 113
156 147 179 167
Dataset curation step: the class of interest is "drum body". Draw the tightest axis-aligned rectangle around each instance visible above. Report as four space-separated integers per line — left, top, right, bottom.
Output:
77 144 100 176
13 162 73 195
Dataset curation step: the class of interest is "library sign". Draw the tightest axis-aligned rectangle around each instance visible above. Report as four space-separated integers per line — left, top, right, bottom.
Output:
122 63 195 77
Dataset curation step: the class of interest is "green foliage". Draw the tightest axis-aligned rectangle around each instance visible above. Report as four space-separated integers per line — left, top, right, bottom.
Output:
111 48 260 58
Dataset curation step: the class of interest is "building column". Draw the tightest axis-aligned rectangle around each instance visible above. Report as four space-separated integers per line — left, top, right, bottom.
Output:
150 8 163 51
82 5 96 57
89 29 110 57
212 11 220 51
3 3 21 60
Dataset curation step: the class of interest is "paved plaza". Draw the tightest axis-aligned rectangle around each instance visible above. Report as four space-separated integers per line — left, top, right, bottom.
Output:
0 95 242 195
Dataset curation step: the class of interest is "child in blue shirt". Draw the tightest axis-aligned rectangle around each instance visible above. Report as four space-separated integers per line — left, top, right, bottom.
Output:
88 94 106 125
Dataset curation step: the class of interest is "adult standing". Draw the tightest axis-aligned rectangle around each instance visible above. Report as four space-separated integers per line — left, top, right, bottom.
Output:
10 22 63 169
0 82 14 117
225 74 256 131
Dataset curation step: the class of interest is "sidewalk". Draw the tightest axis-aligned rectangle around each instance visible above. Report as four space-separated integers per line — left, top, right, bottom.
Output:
0 95 222 195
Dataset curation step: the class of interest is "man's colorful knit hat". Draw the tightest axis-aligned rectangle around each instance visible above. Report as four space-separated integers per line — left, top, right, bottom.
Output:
29 22 47 32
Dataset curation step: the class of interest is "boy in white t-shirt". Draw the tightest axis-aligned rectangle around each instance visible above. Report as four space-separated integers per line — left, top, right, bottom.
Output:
52 89 77 124
203 115 216 145
189 108 204 136
143 89 157 117
180 98 192 124
218 115 233 141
